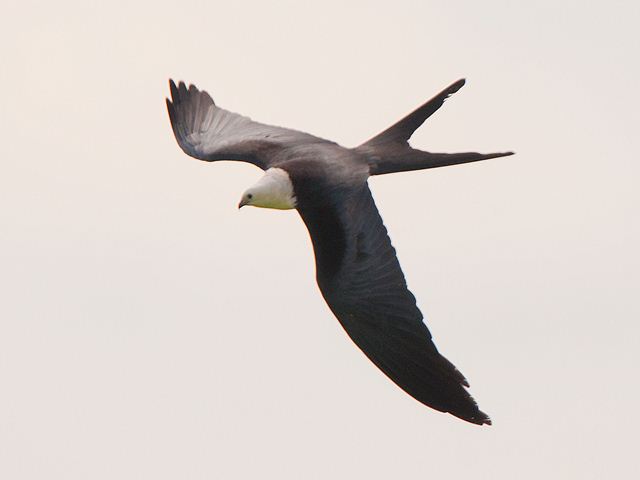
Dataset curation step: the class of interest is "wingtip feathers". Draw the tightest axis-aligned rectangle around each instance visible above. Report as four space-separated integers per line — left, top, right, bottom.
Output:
449 389 492 426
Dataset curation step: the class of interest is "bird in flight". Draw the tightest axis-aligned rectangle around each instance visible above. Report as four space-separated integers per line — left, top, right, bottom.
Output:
166 78 512 425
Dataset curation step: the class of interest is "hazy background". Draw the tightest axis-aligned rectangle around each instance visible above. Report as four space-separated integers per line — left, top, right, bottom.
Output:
2 1 639 478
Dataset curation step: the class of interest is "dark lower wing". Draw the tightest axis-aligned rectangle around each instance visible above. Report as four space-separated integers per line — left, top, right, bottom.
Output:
297 185 491 425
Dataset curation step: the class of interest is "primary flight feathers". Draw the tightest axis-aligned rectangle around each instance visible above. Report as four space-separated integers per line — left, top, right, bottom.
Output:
166 78 513 425
166 80 332 168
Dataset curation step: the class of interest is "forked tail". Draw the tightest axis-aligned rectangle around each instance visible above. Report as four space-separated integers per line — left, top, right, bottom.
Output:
355 79 514 175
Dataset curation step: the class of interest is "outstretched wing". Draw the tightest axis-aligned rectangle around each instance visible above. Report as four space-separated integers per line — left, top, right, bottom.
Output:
297 184 490 425
166 80 332 169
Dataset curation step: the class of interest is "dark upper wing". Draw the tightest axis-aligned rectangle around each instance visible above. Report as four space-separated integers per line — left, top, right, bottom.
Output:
166 80 332 169
297 184 490 425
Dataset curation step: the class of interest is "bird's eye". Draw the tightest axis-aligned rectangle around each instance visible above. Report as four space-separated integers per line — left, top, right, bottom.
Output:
247 193 253 199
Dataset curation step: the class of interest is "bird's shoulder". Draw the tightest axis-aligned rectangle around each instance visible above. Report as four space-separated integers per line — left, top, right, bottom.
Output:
272 146 369 207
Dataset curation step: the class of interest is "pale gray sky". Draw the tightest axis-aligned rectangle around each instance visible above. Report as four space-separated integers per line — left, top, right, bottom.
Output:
1 1 639 478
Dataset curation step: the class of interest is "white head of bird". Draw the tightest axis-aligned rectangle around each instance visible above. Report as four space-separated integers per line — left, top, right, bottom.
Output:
238 168 297 210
